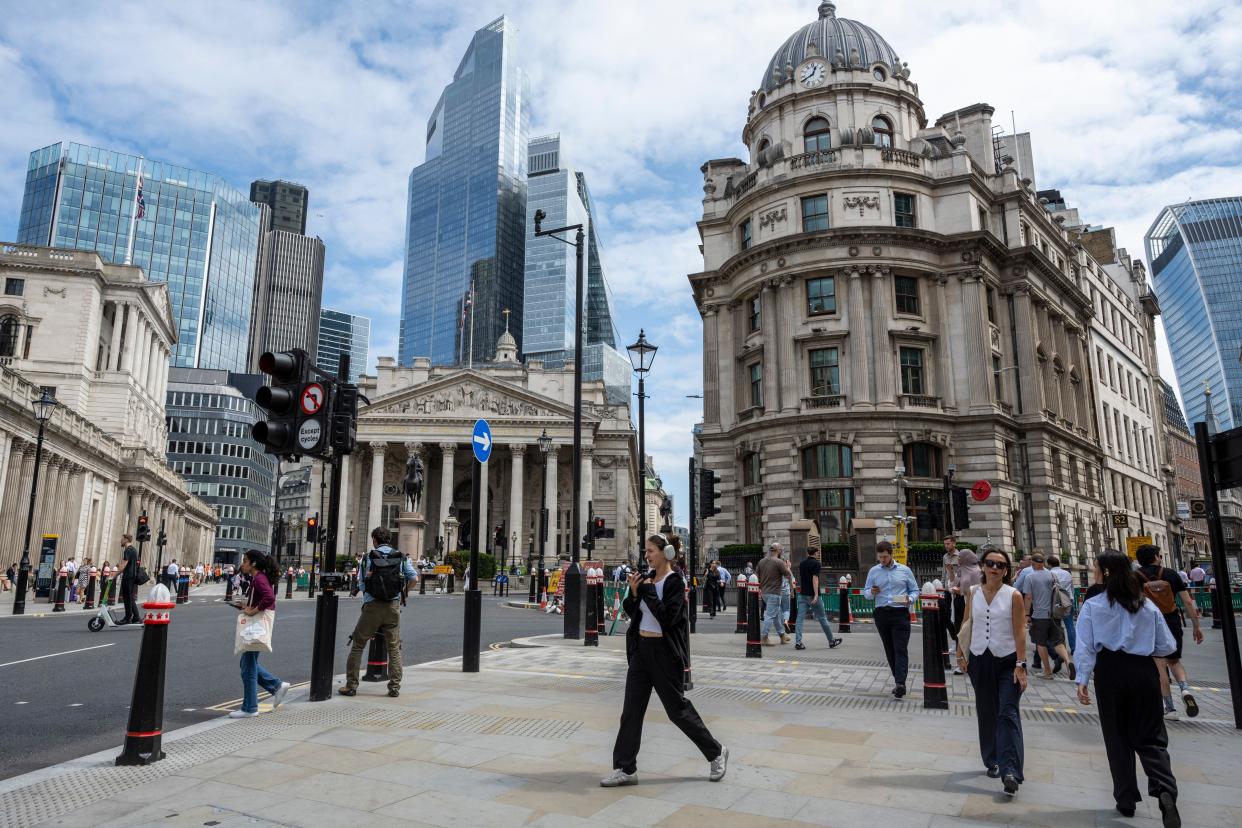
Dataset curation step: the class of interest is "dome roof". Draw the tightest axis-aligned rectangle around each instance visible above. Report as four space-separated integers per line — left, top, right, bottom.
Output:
760 2 901 92
496 329 517 349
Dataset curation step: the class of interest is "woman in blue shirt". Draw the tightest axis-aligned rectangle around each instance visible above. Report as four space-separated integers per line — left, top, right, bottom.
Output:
1074 550 1179 827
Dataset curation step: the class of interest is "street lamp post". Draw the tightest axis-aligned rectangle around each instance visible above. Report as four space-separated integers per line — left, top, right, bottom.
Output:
534 429 553 603
12 389 58 615
347 521 355 560
627 331 658 565
534 209 587 640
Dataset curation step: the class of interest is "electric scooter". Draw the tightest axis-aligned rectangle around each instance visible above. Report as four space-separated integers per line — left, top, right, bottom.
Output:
87 580 143 631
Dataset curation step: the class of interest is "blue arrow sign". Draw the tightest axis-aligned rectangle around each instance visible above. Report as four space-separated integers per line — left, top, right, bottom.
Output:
472 418 492 464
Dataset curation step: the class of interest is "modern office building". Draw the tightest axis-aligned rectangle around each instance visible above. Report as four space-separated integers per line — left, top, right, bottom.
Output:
166 368 277 564
17 142 263 372
523 135 629 403
398 16 531 367
1146 197 1242 429
249 180 309 235
317 308 370 382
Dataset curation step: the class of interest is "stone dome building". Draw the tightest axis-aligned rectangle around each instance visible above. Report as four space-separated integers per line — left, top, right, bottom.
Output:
691 2 1117 573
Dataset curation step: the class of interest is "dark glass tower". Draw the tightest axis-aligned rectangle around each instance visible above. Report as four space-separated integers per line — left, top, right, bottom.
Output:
399 16 530 366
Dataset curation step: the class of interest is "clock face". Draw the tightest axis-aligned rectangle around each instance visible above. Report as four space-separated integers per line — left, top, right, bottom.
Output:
800 61 826 87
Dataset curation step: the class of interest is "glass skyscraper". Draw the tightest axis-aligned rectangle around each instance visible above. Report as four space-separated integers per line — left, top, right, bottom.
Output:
17 142 262 371
399 16 530 366
1147 197 1242 428
317 308 370 383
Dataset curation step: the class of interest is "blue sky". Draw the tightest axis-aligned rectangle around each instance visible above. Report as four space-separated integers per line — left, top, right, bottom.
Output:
1 0 1240 525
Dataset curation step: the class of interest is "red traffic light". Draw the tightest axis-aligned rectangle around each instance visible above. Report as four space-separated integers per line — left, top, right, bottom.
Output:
258 350 303 382
307 516 318 528
137 515 148 526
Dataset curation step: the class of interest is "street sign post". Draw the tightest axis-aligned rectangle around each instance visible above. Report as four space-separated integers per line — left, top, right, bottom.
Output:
299 383 325 415
1125 536 1154 560
463 419 490 673
971 480 992 502
297 419 323 452
472 419 492 464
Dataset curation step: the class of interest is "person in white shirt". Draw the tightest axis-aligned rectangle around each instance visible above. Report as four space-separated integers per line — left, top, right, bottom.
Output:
955 548 1028 797
1074 550 1179 826
165 560 179 590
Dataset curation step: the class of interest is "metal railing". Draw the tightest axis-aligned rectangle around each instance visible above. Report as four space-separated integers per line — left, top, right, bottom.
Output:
803 394 845 409
900 394 941 409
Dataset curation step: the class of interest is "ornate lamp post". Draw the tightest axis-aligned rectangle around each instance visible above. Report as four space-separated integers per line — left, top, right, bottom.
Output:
531 429 553 602
627 330 658 564
12 389 57 615
347 521 355 560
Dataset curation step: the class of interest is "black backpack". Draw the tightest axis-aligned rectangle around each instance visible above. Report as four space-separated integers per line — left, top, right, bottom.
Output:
364 549 405 602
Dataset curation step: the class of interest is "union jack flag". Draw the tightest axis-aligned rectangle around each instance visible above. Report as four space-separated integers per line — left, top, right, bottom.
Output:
135 174 145 220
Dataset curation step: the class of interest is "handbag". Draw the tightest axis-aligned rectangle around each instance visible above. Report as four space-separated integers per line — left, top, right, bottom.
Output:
955 585 979 659
234 609 275 654
133 566 150 586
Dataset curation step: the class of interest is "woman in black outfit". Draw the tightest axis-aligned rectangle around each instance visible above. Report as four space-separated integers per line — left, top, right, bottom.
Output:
602 535 727 787
705 562 722 619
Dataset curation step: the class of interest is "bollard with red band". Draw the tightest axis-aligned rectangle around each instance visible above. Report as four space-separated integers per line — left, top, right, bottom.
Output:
52 567 68 612
584 569 599 647
745 574 762 658
735 578 749 634
83 569 97 610
921 588 948 709
116 584 175 766
176 574 189 605
286 571 294 600
937 588 952 670
225 572 235 603
596 574 606 637
362 632 389 681
838 577 851 634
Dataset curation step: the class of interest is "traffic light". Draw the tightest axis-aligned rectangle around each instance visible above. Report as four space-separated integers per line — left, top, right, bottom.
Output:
951 486 971 530
699 468 722 519
329 382 358 455
581 532 595 552
253 349 309 456
136 513 151 543
927 499 945 531
306 514 319 543
593 516 606 538
157 527 167 548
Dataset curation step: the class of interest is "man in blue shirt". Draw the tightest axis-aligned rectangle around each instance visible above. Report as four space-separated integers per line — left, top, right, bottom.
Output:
340 526 418 698
864 541 919 697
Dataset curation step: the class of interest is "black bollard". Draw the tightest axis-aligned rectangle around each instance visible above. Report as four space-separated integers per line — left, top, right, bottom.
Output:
745 576 762 658
921 595 948 709
116 587 174 765
419 571 427 595
838 584 851 634
308 570 316 600
447 572 455 594
225 574 234 603
786 586 799 635
938 590 952 670
1213 587 1223 630
527 570 536 602
176 576 189 605
53 569 67 612
735 580 748 634
106 576 117 606
596 575 606 637
286 572 293 600
362 633 389 681
584 569 599 647
83 573 97 610
492 577 499 596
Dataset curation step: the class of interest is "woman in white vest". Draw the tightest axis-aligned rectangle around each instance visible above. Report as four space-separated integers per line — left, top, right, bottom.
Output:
955 547 1028 797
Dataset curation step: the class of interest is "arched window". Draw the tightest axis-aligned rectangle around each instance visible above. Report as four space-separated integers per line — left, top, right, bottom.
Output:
872 115 894 148
903 442 942 478
0 315 20 358
803 117 832 153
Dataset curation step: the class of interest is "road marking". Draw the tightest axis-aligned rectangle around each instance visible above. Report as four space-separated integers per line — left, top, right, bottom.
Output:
68 703 82 707
0 643 115 668
14 701 28 705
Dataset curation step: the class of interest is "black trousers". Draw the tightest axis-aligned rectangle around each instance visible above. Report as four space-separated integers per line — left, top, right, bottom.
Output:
967 650 1024 780
950 593 965 639
1094 648 1178 808
612 637 720 774
120 577 138 623
874 606 911 685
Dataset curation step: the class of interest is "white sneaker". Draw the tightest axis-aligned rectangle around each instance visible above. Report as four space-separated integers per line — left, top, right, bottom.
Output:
271 682 291 708
600 768 637 787
1164 707 1180 721
228 710 258 719
709 747 729 782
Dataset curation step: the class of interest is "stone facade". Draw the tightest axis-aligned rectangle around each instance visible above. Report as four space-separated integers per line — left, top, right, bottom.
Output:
689 4 1134 573
1160 382 1207 567
0 243 215 569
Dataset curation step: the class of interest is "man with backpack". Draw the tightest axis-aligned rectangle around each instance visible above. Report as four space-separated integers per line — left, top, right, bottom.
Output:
340 526 417 698
1136 544 1203 719
1022 553 1074 680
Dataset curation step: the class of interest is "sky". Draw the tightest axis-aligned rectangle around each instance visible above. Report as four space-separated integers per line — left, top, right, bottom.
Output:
1 0 1241 526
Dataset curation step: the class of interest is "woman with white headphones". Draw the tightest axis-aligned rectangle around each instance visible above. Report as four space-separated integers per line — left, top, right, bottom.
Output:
601 534 728 787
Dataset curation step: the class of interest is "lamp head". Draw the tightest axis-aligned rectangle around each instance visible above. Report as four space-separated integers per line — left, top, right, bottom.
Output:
538 428 553 454
626 329 658 373
31 388 57 423
534 209 546 234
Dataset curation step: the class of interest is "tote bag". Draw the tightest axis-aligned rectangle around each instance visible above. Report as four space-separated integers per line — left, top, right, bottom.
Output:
234 609 275 655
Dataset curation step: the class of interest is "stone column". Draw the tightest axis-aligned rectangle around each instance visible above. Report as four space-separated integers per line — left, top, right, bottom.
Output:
959 272 993 414
933 275 957 410
702 307 721 424
147 334 160 395
580 445 594 547
717 306 735 425
337 452 353 539
108 303 123 371
760 282 779 413
1011 288 1044 414
545 446 560 557
438 443 456 550
32 455 59 546
847 269 872 407
508 444 525 563
121 306 136 373
872 269 897 407
135 319 150 388
367 442 386 532
777 277 799 412
0 440 27 554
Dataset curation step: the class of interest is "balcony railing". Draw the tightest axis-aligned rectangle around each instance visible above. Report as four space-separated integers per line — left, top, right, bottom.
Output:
733 171 758 199
880 148 923 168
900 394 941 409
803 394 846 409
789 149 840 170
736 406 762 422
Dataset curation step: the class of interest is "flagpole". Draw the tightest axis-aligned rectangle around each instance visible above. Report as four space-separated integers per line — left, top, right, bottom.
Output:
468 279 476 369
124 156 144 266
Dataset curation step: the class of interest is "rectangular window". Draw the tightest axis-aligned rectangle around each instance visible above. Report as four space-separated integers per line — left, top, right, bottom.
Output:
739 219 752 250
744 494 763 544
749 362 763 408
992 355 1003 400
978 207 989 233
1097 348 1105 380
894 192 916 228
4 278 24 296
802 487 854 543
801 195 829 232
894 275 920 315
742 453 761 487
899 347 924 395
986 287 997 324
806 276 836 315
748 295 760 332
809 347 840 396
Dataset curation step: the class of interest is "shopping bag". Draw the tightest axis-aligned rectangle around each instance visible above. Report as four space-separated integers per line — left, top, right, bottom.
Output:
234 609 275 654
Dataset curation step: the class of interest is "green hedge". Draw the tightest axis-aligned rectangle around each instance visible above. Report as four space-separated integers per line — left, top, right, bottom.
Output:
445 551 497 580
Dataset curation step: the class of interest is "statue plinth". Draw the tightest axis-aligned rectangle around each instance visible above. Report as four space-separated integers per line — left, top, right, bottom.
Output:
397 512 427 558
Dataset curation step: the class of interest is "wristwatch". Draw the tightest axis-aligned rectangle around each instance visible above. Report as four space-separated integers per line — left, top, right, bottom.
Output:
1015 661 1027 669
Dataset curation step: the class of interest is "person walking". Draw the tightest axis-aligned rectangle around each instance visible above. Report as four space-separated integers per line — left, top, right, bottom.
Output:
1188 564 1205 590
3 562 14 591
1135 544 1203 720
1022 553 1073 680
865 541 919 697
340 527 417 698
795 545 842 651
716 561 730 611
75 558 92 604
229 549 290 718
1074 550 1181 826
942 535 962 639
951 549 982 674
1047 555 1076 654
757 542 792 645
115 534 140 624
601 534 727 787
704 562 721 619
955 548 1028 797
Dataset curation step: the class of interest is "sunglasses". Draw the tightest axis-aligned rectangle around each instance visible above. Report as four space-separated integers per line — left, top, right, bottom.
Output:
982 560 1007 570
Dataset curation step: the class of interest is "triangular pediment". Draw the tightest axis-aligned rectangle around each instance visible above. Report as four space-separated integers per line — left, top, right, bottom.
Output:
361 369 596 422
